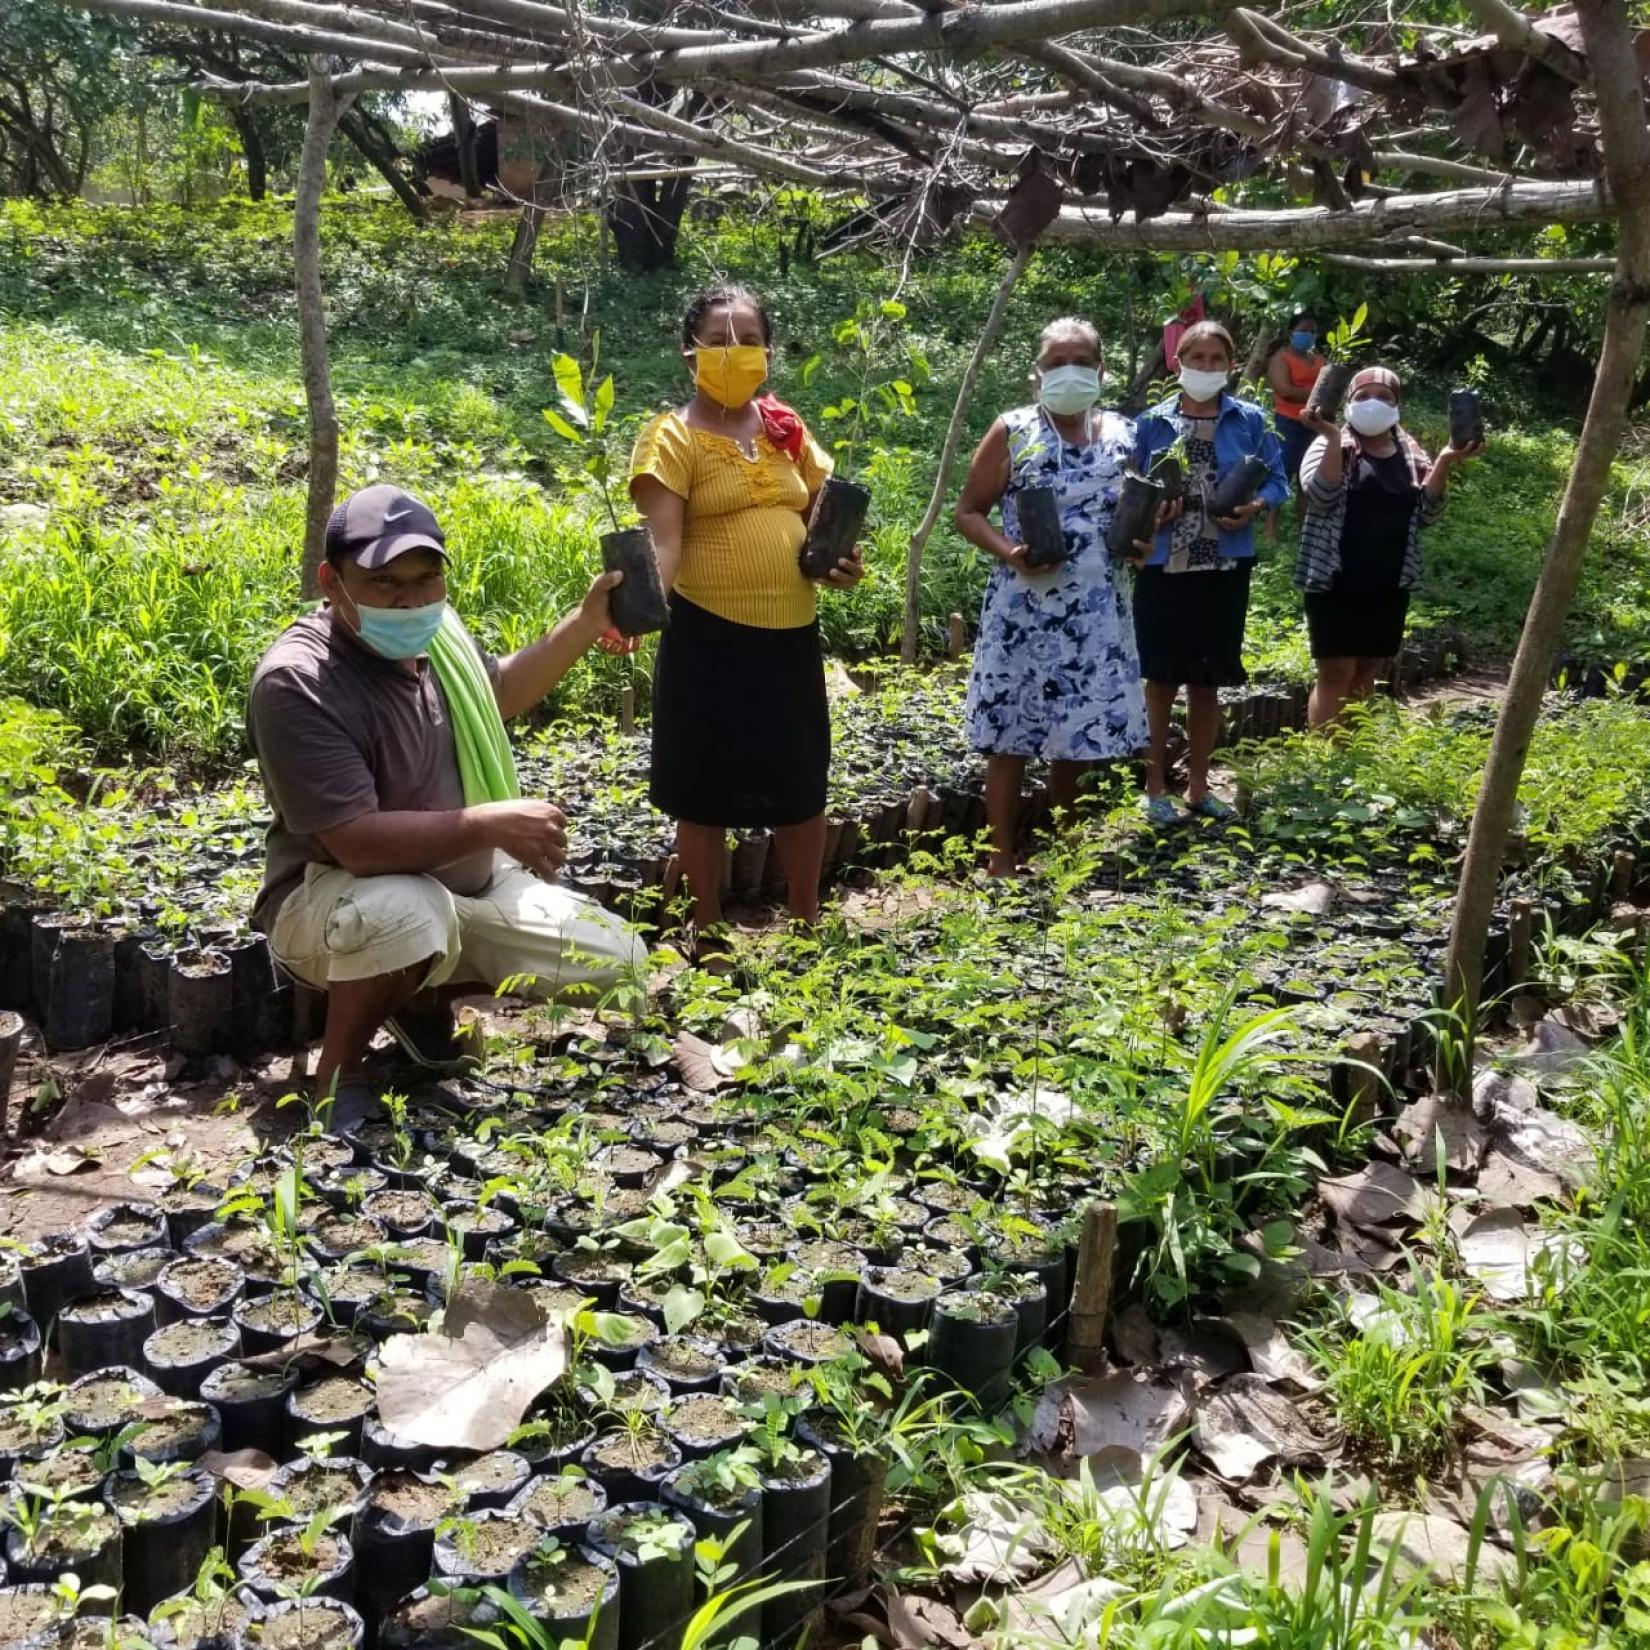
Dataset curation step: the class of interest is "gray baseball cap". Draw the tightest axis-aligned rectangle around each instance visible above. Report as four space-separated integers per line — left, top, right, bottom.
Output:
324 485 448 570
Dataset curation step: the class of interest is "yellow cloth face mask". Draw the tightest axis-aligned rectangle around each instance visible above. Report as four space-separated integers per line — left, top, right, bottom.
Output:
694 345 768 409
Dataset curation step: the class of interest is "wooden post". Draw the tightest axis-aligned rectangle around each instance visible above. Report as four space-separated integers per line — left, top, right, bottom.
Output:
619 684 635 735
1067 1200 1118 1374
1440 0 1650 1080
0 1010 21 1142
1343 1030 1385 1122
1508 896 1534 986
295 60 354 600
946 612 966 659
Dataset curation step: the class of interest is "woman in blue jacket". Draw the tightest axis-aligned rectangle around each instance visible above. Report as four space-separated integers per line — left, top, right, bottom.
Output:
1131 320 1288 825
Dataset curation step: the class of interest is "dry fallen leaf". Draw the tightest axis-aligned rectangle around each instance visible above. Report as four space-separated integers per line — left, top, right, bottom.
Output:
1474 1147 1567 1210
197 1448 278 1491
930 1490 1054 1583
1370 1510 1517 1586
238 1334 362 1372
1111 1302 1159 1367
1193 1376 1328 1482
377 1280 568 1451
854 1329 905 1382
1318 1162 1435 1231
1066 1369 1195 1460
1218 1311 1319 1389
42 1145 99 1175
1392 1094 1488 1176
1260 880 1336 915
1455 1207 1580 1302
673 1031 731 1092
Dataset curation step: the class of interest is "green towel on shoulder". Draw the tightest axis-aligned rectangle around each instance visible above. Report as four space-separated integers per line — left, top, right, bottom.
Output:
427 608 521 805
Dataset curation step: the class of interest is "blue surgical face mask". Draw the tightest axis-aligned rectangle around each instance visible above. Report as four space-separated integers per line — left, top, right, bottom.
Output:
1290 330 1317 352
348 594 447 659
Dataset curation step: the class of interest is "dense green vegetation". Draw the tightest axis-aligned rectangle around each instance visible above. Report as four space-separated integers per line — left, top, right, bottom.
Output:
1 199 1646 765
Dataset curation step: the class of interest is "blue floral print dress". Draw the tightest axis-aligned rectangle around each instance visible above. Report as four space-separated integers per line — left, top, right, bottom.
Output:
965 405 1148 761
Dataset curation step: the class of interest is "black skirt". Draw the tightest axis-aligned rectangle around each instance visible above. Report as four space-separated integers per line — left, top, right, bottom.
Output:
1305 588 1410 660
650 592 830 828
1132 560 1253 688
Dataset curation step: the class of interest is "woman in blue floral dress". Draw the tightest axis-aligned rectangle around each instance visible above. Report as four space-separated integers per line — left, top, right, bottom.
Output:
955 317 1147 875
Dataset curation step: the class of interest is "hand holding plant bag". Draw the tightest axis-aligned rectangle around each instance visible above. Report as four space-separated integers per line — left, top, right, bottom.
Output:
545 347 669 638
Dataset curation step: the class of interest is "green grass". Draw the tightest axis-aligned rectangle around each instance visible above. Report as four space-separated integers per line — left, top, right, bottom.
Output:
3 197 1650 769
1230 694 1650 871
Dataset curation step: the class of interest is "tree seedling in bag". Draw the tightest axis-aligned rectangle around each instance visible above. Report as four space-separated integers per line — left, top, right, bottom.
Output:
798 297 927 577
544 344 669 637
1105 470 1165 558
1209 454 1271 516
1304 305 1370 422
1449 388 1485 447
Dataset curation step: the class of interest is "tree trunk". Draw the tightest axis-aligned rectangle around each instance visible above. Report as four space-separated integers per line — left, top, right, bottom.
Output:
901 244 1034 664
606 171 695 271
230 104 268 200
295 61 353 600
0 91 79 197
503 159 556 296
338 106 427 220
450 91 482 198
1440 0 1650 1075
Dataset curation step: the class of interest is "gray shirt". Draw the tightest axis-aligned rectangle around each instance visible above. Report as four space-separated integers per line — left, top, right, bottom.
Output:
247 610 497 929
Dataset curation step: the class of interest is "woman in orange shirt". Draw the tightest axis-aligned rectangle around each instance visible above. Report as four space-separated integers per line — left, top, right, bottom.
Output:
1267 310 1324 492
630 285 863 940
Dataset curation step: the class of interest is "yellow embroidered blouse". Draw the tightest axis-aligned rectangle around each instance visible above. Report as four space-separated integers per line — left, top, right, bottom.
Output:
630 410 833 630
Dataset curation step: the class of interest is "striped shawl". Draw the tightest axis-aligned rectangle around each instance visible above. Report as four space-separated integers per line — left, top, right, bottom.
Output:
1295 428 1444 593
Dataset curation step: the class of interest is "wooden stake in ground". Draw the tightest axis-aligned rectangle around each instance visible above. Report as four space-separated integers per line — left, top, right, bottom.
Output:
295 60 353 600
1067 1199 1118 1373
1441 0 1650 1075
901 243 1033 665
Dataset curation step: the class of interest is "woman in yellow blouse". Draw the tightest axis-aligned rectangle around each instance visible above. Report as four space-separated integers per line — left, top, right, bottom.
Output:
630 284 863 938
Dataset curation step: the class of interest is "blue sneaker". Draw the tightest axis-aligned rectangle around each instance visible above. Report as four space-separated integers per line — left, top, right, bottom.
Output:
1143 795 1181 827
1190 794 1237 822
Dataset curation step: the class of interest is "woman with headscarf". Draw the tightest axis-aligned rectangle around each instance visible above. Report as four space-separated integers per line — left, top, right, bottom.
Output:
954 316 1147 873
1296 365 1484 727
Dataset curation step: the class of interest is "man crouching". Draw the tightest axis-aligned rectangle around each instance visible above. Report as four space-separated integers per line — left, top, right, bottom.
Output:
248 483 647 1104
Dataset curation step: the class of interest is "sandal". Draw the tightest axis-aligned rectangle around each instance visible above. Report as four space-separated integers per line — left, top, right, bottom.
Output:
385 1011 480 1074
1188 794 1237 822
1143 795 1182 828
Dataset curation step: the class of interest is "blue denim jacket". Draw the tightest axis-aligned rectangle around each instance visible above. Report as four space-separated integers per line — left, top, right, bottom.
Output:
1132 392 1289 566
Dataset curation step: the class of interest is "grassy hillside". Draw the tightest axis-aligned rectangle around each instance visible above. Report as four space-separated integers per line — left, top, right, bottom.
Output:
1 197 1645 764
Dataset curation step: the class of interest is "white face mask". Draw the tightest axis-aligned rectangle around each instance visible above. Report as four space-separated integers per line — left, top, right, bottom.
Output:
1038 363 1101 417
1178 366 1230 403
1347 398 1401 436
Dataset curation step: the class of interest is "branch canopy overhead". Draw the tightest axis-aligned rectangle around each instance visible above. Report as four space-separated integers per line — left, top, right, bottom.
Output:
74 0 1644 255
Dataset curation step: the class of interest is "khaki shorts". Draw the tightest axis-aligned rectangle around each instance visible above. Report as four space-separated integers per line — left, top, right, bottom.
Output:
269 854 648 1007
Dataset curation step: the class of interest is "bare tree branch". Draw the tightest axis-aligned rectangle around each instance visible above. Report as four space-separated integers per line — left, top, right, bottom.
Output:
1325 253 1615 272
1226 7 1405 97
994 177 1612 249
295 57 351 600
1462 0 1590 85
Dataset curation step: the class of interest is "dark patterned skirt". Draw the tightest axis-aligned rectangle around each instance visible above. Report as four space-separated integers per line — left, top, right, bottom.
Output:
650 593 829 828
1131 561 1253 688
1305 588 1410 660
